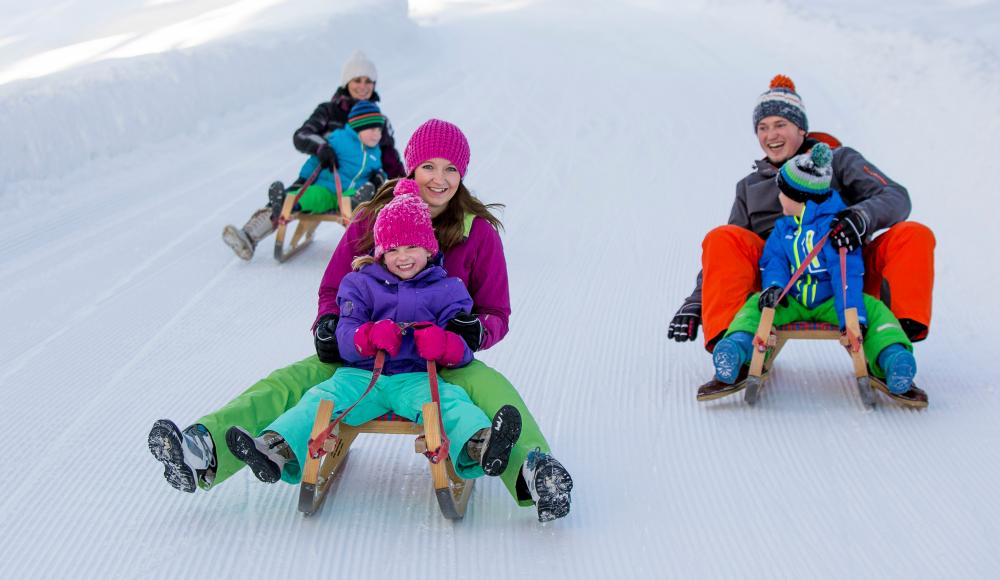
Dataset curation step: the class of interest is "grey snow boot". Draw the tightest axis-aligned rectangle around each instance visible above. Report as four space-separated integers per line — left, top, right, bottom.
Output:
524 449 573 522
465 405 522 476
225 427 295 484
148 420 217 493
222 207 275 260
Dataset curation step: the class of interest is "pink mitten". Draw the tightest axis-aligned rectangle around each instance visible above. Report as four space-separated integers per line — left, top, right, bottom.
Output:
414 325 447 361
439 331 467 367
369 319 402 356
353 322 377 357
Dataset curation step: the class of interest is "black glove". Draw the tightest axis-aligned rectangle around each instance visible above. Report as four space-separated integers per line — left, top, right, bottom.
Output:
829 207 870 252
758 286 788 310
445 312 483 351
316 145 338 171
354 181 377 204
667 303 701 342
313 314 342 363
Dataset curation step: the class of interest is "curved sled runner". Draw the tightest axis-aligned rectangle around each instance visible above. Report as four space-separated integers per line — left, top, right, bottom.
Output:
700 306 928 409
274 168 352 263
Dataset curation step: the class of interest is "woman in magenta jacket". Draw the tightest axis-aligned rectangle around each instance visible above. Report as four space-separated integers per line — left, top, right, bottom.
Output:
149 119 573 522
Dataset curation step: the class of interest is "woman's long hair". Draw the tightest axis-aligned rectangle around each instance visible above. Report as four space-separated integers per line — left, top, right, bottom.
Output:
352 178 504 256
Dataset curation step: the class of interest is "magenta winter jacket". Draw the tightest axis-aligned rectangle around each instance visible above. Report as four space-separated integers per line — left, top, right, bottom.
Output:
315 213 511 350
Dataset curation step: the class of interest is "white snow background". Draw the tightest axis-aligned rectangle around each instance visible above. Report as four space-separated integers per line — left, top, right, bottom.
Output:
2 0 1000 578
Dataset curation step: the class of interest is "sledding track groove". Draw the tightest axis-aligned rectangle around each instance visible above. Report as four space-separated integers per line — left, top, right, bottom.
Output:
3 1 1000 579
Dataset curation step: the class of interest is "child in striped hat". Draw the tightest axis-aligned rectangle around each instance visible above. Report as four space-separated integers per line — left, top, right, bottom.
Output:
710 143 920 395
292 100 387 214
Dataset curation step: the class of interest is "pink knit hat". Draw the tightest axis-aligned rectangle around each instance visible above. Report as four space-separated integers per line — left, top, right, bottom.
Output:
373 180 439 260
403 119 471 178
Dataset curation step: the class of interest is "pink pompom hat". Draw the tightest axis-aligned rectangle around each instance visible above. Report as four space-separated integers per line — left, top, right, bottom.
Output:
403 119 471 178
373 179 440 259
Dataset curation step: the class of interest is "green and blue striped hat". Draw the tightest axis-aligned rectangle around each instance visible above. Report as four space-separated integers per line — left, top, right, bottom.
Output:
347 100 385 132
777 142 833 203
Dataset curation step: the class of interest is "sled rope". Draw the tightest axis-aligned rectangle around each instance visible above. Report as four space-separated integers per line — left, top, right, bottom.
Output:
423 359 450 464
307 350 386 460
279 165 322 226
840 246 862 352
776 230 831 305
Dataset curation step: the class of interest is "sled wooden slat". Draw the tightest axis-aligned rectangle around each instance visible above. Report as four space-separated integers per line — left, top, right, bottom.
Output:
273 193 351 263
297 399 475 520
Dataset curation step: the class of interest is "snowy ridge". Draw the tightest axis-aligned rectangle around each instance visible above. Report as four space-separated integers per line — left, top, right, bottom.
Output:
2 0 1000 578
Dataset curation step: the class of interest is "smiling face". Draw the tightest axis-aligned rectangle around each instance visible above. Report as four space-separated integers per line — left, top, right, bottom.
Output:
756 116 806 165
382 245 431 279
358 126 382 147
346 76 375 100
412 158 461 217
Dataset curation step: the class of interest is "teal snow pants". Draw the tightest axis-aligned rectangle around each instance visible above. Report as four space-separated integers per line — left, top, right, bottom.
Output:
196 356 548 506
265 367 491 484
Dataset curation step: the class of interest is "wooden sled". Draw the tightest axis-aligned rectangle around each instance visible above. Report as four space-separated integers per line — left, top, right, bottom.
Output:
298 399 475 520
742 307 927 409
274 168 352 263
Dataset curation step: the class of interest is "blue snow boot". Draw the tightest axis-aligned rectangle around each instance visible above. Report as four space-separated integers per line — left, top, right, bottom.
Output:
712 332 754 384
878 344 917 395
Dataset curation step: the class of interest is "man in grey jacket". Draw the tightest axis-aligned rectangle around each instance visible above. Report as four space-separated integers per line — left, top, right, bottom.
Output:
668 75 935 398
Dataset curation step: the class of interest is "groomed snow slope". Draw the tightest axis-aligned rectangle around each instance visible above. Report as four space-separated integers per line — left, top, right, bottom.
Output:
2 1 1000 578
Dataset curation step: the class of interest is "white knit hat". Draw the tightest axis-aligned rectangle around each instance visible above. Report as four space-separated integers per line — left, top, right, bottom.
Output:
341 50 378 87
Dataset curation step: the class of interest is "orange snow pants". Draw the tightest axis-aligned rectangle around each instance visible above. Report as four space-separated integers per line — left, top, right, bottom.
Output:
700 222 935 350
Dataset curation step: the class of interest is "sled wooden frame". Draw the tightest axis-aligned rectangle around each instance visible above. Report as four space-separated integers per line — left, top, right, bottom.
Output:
273 193 352 263
742 306 927 409
298 399 475 519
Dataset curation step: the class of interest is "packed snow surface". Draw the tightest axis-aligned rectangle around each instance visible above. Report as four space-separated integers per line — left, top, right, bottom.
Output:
2 0 1000 578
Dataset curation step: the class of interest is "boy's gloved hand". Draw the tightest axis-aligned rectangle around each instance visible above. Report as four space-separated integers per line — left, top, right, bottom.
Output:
758 286 788 310
667 303 701 342
313 314 342 363
316 145 338 171
829 207 869 252
414 325 466 366
445 312 483 351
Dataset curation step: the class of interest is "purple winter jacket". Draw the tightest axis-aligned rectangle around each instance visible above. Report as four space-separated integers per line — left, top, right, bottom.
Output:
336 261 474 374
316 213 511 350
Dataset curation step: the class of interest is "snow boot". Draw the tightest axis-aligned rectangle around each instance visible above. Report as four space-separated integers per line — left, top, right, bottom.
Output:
148 420 217 493
225 427 294 483
878 344 918 395
712 332 753 384
222 207 275 261
267 181 287 220
465 405 522 476
697 365 751 401
523 449 573 522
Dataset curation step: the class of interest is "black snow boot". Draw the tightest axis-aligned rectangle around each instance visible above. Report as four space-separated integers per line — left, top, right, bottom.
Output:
465 405 522 476
524 449 574 522
225 427 295 483
148 420 216 493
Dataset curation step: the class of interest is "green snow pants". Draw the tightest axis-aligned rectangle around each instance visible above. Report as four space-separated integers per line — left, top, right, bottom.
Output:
197 356 547 506
725 293 913 378
289 185 355 214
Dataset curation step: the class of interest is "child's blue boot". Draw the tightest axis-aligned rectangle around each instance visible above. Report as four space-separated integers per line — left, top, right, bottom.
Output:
712 332 754 384
877 344 917 395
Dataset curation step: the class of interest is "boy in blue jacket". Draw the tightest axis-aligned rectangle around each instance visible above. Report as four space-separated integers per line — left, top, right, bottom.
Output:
711 143 918 394
222 100 387 259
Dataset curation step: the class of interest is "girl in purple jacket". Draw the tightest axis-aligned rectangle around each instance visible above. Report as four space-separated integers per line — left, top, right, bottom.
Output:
225 180 522 485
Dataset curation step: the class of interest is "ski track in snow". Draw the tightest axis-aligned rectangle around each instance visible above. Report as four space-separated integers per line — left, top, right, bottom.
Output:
2 1 1000 578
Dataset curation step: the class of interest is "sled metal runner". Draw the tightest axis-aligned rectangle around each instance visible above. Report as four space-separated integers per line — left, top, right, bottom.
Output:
274 167 353 263
298 353 475 520
298 401 474 519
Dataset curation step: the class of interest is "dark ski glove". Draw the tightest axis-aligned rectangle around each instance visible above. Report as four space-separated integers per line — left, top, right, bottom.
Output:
829 207 870 253
316 145 338 171
314 314 342 363
446 312 483 352
667 303 701 342
758 286 788 310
